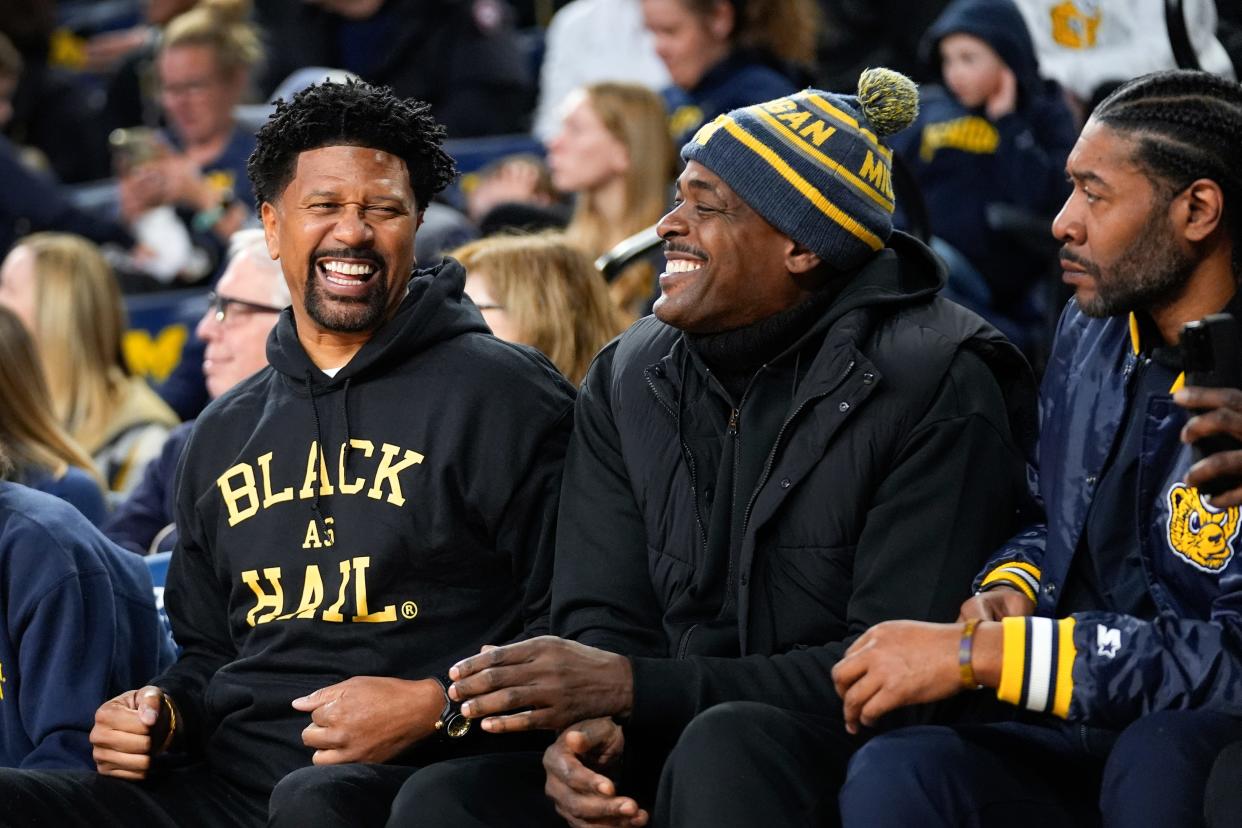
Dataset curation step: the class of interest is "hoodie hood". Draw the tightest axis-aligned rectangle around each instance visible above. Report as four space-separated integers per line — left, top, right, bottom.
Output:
923 0 1043 105
266 256 489 394
820 230 947 326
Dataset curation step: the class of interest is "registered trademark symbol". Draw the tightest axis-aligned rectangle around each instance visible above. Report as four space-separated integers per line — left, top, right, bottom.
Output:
401 601 418 620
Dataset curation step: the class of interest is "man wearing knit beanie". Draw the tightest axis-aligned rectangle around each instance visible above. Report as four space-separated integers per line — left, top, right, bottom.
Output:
392 70 1039 827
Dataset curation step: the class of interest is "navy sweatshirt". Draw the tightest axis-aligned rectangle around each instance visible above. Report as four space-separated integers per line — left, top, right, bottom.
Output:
0 483 174 769
155 258 575 795
889 0 1077 308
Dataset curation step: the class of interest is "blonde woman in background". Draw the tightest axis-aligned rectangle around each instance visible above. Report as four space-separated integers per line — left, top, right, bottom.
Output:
0 307 107 525
0 233 179 498
117 0 263 278
453 234 629 386
546 82 677 319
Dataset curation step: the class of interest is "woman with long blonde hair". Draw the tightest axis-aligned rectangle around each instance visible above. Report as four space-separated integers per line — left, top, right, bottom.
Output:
0 307 107 524
546 81 678 319
0 233 179 498
452 233 629 386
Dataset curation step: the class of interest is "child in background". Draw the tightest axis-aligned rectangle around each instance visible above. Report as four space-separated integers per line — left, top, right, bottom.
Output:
890 0 1076 332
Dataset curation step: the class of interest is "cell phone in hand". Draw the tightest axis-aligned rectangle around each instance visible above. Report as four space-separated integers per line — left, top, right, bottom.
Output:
1181 313 1242 497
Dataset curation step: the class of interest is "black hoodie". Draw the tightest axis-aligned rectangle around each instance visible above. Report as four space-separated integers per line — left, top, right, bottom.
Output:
156 258 575 794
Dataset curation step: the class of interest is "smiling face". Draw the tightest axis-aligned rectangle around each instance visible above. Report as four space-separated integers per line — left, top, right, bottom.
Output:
1053 121 1196 318
260 145 417 341
938 33 1006 110
653 160 816 333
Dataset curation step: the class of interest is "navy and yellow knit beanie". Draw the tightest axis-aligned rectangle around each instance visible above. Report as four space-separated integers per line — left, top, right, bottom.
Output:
681 67 919 271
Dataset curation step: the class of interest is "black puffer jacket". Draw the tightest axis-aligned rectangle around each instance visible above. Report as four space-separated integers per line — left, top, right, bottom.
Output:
551 233 1038 733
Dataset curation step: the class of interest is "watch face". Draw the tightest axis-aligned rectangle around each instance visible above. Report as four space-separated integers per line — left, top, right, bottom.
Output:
446 713 472 739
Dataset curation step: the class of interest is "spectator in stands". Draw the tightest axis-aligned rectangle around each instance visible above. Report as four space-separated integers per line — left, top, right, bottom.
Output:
0 132 135 259
833 69 1242 828
392 70 1036 828
548 82 677 317
0 79 574 828
0 233 179 499
889 0 1076 336
117 0 261 286
0 439 175 769
1012 0 1236 116
533 0 671 140
643 0 819 147
453 233 628 385
0 307 106 526
104 229 289 556
97 0 200 133
255 0 535 138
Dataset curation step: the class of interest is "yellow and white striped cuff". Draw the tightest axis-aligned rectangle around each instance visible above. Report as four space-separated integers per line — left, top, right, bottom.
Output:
997 616 1076 719
979 562 1041 603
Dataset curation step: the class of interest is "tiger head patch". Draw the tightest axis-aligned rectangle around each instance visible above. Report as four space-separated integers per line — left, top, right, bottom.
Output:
1166 482 1240 573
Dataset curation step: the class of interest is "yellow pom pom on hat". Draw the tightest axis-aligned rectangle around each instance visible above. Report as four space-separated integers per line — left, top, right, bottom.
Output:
681 67 919 271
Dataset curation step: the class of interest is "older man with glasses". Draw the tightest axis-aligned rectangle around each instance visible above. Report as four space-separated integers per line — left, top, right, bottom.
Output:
104 229 289 556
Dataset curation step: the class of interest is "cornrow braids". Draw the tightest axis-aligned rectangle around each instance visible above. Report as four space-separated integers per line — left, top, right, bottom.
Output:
247 80 457 212
1092 69 1242 276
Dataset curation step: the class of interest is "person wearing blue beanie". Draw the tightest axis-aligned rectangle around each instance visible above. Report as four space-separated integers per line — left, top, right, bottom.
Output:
383 68 1040 828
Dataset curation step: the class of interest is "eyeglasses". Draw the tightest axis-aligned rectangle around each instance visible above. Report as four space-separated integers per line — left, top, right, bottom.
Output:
207 292 285 324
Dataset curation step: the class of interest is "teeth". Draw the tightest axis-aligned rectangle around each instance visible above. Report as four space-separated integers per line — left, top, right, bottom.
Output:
322 260 375 277
666 259 703 273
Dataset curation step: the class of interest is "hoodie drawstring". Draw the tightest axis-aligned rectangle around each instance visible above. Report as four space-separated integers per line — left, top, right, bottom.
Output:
304 370 329 536
340 377 354 479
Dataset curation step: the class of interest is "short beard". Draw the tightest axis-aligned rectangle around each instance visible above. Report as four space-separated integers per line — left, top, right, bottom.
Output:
1075 204 1197 319
304 251 390 333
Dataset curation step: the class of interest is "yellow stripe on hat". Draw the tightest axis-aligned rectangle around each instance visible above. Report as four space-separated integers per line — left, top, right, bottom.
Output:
755 110 894 212
721 117 884 251
802 93 894 162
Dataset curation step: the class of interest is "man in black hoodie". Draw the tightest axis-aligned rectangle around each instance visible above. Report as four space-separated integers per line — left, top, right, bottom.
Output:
0 81 574 827
396 70 1038 827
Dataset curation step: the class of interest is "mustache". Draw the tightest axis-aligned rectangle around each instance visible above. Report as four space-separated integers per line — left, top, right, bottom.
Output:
311 248 386 270
1059 246 1100 276
663 241 709 260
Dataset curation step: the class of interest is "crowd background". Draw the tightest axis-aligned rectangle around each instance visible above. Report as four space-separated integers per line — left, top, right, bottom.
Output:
0 0 1238 560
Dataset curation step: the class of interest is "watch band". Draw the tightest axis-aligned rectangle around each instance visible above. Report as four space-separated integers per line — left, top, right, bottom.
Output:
432 679 472 739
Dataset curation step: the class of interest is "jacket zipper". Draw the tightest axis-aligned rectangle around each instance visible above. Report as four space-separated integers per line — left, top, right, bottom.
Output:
646 370 708 553
741 359 856 534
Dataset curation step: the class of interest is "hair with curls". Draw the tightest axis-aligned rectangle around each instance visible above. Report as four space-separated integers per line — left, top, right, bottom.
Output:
451 233 628 385
680 0 820 67
1092 69 1242 276
247 80 457 210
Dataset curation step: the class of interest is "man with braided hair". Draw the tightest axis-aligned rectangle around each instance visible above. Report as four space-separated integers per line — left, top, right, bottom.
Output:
383 68 1038 828
0 80 575 826
834 69 1242 827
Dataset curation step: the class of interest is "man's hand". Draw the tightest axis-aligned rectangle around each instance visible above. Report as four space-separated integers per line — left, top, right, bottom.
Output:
958 586 1035 622
1176 386 1242 507
448 636 633 733
293 676 443 765
91 686 174 780
831 620 1000 735
543 717 647 828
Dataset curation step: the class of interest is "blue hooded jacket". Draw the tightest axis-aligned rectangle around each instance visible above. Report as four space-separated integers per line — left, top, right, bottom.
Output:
889 0 1077 308
0 483 175 768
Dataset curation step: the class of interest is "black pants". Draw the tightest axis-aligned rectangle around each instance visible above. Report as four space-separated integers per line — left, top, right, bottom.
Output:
390 701 861 828
0 764 267 827
840 709 1242 828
